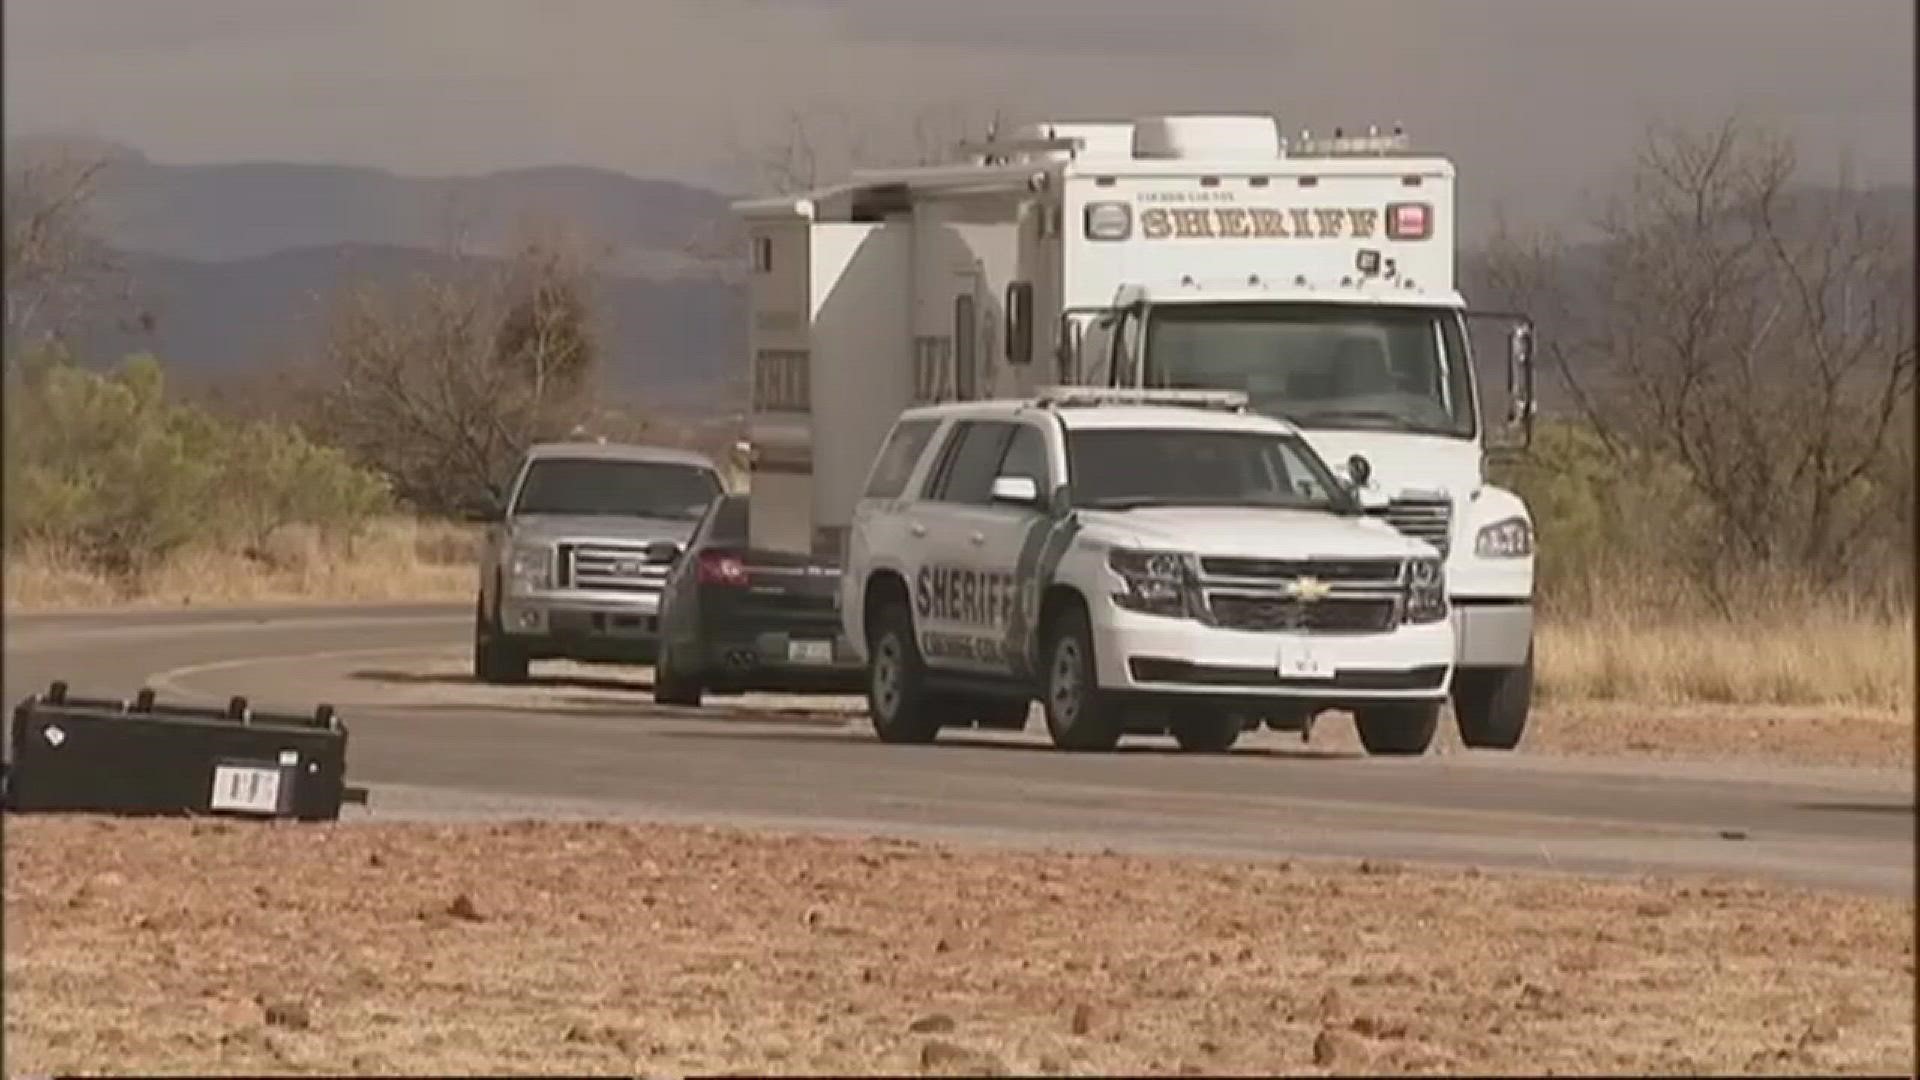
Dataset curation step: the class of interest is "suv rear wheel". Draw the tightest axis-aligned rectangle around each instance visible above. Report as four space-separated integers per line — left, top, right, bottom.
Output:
1354 702 1440 756
1040 605 1123 752
865 601 944 745
1170 710 1244 753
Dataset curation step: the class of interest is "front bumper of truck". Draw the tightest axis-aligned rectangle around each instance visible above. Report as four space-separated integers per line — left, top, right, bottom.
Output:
498 586 664 663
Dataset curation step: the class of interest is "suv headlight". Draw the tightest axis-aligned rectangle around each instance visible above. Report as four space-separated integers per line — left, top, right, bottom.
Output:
1404 555 1447 624
508 542 552 591
1107 548 1195 619
1475 516 1534 558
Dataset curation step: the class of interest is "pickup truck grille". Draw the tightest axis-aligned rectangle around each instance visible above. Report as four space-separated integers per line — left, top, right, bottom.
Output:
1367 494 1454 557
1209 595 1399 633
559 542 675 593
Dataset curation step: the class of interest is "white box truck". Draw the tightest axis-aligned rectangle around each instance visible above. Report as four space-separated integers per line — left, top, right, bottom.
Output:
733 114 1539 750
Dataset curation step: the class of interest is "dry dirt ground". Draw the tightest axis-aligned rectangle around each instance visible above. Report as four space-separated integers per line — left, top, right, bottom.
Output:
5 818 1913 1077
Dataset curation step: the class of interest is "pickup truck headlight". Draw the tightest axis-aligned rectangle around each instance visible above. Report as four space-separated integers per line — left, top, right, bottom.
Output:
1404 556 1448 624
507 542 552 592
1475 516 1534 558
1107 548 1195 618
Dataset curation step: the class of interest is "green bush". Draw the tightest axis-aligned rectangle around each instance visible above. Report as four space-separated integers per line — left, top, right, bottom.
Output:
3 351 392 576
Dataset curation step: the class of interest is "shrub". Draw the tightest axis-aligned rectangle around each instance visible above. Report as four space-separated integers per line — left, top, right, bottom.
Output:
3 351 392 579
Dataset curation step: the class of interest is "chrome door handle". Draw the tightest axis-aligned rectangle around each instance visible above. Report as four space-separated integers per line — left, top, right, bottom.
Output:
969 532 986 545
909 523 927 537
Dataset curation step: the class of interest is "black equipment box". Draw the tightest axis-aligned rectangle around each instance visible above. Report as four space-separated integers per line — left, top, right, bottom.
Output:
5 682 354 821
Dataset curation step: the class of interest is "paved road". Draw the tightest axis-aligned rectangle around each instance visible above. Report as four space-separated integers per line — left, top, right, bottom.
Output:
5 604 1912 894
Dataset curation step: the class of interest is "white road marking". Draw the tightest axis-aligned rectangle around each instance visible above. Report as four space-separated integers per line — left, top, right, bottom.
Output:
145 645 451 702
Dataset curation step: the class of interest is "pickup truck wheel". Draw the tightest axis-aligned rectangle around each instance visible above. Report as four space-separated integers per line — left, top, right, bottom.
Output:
1353 702 1441 756
865 602 943 745
652 641 703 707
472 594 529 685
1170 710 1243 753
1040 606 1123 752
1452 647 1533 750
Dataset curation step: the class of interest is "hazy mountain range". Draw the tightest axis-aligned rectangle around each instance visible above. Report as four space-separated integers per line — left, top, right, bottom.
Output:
14 136 1910 403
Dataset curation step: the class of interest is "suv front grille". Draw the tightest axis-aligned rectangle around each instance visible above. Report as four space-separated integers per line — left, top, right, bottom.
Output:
1196 555 1405 635
1209 595 1399 633
1198 556 1405 584
559 542 675 593
1367 494 1453 556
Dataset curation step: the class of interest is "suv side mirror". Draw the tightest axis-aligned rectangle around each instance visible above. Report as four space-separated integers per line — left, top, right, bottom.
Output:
990 474 1040 507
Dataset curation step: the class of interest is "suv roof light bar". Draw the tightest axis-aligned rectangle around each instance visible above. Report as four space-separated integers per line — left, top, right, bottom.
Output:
1030 387 1250 412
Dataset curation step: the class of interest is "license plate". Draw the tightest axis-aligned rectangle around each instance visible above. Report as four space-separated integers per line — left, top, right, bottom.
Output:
210 764 282 815
787 639 835 665
1277 642 1333 680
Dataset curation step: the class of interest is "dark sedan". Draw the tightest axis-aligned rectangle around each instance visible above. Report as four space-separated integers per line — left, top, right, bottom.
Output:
652 494 862 705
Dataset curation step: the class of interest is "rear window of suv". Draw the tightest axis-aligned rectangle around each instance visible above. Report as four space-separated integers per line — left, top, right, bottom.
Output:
863 419 940 499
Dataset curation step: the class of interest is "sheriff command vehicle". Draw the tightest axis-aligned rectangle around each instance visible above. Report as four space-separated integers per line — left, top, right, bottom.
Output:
735 113 1537 752
843 389 1456 754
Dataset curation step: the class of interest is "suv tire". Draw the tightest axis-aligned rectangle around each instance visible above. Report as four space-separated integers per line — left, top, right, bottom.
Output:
1354 702 1441 756
865 600 944 745
472 593 530 685
1040 605 1124 752
1170 710 1244 753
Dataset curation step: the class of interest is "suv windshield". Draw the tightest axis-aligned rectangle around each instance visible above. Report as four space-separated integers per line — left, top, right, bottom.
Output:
1066 428 1353 512
512 458 720 520
1143 302 1475 438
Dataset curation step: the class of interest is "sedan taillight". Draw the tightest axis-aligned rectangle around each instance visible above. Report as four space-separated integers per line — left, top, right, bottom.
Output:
697 551 749 587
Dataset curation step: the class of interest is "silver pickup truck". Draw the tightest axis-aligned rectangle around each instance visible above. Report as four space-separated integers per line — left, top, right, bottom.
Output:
473 441 725 683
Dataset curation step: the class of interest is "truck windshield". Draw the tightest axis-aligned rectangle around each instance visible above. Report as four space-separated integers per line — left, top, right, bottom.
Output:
512 458 721 520
1142 302 1475 438
1066 429 1354 513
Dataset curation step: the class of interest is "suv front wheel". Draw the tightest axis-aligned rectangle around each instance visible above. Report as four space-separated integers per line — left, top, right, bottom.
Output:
1040 605 1124 752
865 601 944 745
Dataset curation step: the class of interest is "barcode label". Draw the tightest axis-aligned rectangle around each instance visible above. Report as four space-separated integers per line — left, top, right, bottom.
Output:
210 765 282 815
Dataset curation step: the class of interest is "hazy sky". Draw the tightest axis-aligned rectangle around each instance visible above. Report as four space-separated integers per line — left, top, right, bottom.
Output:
6 0 1913 237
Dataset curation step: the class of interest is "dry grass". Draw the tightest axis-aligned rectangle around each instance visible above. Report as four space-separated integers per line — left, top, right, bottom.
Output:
1538 613 1914 714
3 517 477 612
1537 569 1914 715
4 818 1912 1077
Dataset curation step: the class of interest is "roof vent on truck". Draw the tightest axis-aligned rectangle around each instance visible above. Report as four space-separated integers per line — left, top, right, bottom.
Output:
1031 387 1251 412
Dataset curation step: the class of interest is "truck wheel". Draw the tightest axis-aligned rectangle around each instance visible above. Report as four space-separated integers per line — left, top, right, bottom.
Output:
865 601 944 745
652 641 703 707
1170 710 1243 753
472 594 529 685
1040 605 1123 752
1452 647 1533 750
1354 702 1440 756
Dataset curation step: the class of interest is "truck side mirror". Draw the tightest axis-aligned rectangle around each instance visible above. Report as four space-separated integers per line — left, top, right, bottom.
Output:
1006 281 1034 366
1506 322 1536 447
1056 316 1082 380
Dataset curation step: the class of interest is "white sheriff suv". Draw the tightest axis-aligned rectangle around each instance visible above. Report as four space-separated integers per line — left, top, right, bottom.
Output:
841 389 1457 755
